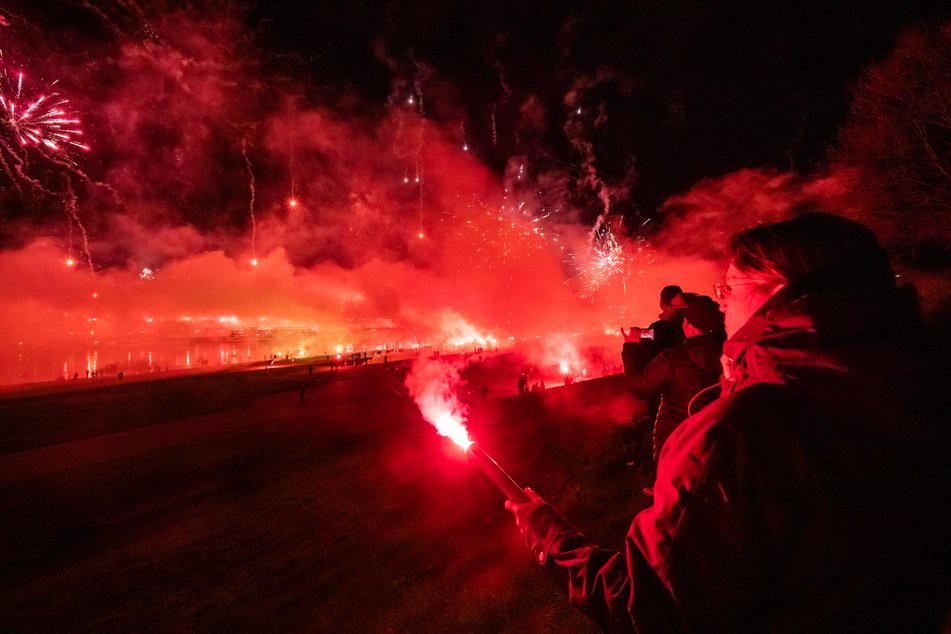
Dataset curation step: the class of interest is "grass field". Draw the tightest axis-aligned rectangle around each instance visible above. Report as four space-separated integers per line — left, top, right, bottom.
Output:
0 355 653 631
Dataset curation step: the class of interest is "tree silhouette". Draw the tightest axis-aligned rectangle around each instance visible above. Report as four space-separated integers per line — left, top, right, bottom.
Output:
828 21 951 266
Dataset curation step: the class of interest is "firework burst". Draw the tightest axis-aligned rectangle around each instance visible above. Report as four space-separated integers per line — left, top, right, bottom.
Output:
0 61 98 269
570 221 655 304
0 68 88 160
460 198 554 270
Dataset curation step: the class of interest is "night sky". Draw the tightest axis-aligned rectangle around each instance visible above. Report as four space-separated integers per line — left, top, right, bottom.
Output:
1 1 948 354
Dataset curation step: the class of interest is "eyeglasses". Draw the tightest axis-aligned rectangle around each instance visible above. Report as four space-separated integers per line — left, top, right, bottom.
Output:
713 281 760 300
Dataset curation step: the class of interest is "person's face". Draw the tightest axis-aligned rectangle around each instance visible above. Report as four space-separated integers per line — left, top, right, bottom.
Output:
669 294 688 312
720 263 786 337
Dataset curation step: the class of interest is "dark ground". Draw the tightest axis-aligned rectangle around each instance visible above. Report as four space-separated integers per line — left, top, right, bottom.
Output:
0 355 653 631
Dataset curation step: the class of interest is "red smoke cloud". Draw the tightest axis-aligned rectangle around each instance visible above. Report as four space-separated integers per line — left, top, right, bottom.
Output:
0 7 854 385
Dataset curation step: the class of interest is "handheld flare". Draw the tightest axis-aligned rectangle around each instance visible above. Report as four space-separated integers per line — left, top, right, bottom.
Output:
466 443 530 503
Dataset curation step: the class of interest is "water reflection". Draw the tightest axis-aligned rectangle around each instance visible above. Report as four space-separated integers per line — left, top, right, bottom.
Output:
4 340 292 386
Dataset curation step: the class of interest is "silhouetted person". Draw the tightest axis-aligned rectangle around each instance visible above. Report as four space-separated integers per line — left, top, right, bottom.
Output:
632 285 685 425
642 285 685 361
299 383 306 404
506 213 951 632
622 296 724 496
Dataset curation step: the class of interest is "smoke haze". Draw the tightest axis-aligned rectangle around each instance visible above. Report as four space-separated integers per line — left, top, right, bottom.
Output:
1 2 930 384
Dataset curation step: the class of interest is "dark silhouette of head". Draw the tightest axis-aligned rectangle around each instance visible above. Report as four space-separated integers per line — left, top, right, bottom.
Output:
728 213 896 294
660 285 683 306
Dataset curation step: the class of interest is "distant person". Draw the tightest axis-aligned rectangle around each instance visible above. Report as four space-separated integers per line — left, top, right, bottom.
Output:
506 213 951 632
643 285 686 361
480 384 490 401
517 373 528 395
667 291 698 323
632 285 686 425
117 372 123 380
299 383 306 404
622 296 724 496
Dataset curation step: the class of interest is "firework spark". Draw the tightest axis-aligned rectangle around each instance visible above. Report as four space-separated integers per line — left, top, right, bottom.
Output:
0 69 88 156
460 199 553 270
570 222 655 303
241 136 257 264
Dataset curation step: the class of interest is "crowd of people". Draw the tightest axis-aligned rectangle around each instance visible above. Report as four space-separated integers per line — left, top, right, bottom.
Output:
504 213 951 632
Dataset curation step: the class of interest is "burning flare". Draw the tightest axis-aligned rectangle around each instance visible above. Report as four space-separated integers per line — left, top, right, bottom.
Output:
405 356 472 449
405 356 528 502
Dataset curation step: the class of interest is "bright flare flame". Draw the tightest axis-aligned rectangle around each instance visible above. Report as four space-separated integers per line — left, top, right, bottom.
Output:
431 409 472 450
405 356 472 449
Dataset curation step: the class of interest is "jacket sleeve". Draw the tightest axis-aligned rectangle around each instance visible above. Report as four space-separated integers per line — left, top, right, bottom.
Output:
519 386 811 632
630 387 812 630
523 505 684 633
622 343 674 401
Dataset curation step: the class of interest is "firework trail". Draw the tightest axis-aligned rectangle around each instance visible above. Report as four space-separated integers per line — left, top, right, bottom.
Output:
562 101 615 243
288 146 297 203
416 127 425 238
63 177 92 269
241 136 257 263
410 55 427 237
387 52 428 237
410 48 428 117
490 68 511 148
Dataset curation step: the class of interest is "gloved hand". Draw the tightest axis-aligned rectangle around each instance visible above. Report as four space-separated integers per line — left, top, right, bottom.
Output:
504 487 547 539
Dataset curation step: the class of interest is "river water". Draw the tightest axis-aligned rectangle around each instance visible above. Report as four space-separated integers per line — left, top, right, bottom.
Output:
1 339 318 387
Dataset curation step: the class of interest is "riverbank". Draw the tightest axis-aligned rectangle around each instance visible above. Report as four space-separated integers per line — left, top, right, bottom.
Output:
0 355 648 631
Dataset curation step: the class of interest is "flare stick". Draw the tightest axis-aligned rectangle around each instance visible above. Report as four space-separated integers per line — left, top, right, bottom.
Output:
466 442 530 503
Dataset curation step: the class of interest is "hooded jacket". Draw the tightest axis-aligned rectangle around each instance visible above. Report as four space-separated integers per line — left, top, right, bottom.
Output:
622 333 723 461
523 285 951 632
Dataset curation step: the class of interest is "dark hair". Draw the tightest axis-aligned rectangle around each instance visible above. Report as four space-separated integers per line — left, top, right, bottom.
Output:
675 292 699 306
684 295 723 334
728 213 896 293
660 285 683 305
